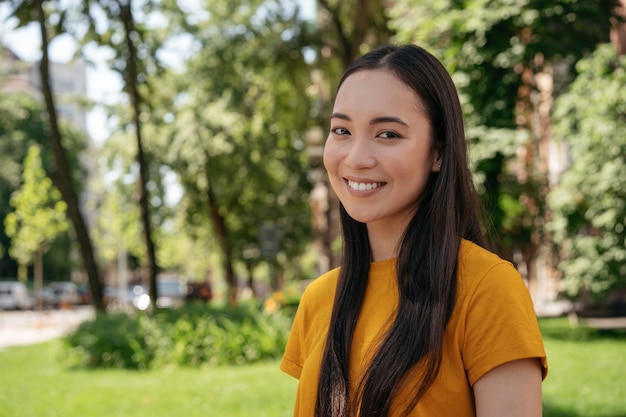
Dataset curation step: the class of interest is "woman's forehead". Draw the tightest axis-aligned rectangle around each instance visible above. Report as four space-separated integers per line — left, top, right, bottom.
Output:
334 69 427 115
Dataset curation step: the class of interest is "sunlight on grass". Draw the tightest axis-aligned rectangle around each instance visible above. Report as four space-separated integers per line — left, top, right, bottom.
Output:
540 318 626 417
543 337 626 417
0 340 297 417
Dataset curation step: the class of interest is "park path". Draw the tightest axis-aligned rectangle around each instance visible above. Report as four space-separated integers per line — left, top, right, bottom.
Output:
0 306 94 350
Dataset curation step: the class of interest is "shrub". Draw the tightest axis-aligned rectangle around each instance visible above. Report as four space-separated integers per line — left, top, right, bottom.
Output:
65 313 164 369
64 301 294 369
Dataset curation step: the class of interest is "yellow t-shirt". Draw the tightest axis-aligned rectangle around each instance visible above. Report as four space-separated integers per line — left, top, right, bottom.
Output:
280 240 548 416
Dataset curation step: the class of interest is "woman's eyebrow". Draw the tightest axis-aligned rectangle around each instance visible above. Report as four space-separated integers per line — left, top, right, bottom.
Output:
330 113 408 127
370 116 409 126
330 112 350 121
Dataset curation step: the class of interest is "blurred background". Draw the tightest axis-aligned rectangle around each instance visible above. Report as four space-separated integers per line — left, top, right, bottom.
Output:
0 0 626 417
0 1 625 415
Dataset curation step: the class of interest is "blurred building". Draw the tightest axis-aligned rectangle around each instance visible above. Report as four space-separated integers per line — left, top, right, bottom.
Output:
0 45 88 134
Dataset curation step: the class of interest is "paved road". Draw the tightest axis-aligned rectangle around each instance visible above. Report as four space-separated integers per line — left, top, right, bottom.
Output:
0 306 94 350
583 316 626 330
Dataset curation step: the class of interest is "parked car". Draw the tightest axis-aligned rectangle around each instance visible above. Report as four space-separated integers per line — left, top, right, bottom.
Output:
186 281 213 302
49 281 80 307
38 287 56 308
156 274 188 308
77 285 92 305
0 281 33 310
104 285 151 311
103 275 188 310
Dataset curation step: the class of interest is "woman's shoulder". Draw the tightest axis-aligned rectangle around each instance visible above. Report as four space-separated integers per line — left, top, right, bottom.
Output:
293 267 341 325
300 266 341 303
459 239 514 271
457 239 521 288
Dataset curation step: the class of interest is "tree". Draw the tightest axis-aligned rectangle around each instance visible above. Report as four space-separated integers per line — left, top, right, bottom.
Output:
1 0 110 311
78 0 165 305
390 0 619 290
548 44 626 298
316 0 393 68
0 93 50 278
152 0 314 303
90 125 170 286
0 91 86 283
35 0 105 311
5 146 69 309
310 0 395 270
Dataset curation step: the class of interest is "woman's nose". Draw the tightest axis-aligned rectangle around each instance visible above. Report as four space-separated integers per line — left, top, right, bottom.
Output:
344 138 376 169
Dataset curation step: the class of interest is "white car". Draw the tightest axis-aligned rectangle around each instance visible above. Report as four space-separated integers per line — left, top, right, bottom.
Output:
49 281 80 307
0 281 33 310
156 274 188 308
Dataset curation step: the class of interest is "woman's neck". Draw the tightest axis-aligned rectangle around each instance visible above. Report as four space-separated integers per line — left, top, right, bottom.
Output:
366 221 406 262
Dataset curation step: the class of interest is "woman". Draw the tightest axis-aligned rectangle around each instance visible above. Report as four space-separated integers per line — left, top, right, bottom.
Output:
281 44 547 417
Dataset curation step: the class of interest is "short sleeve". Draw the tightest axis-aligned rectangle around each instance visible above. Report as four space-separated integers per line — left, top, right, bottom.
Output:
461 263 548 385
280 300 306 379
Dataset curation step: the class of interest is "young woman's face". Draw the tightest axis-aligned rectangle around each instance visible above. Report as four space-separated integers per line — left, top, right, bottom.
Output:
323 69 440 232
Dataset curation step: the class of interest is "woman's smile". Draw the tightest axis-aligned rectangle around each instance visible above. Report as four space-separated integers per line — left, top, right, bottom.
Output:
346 179 386 192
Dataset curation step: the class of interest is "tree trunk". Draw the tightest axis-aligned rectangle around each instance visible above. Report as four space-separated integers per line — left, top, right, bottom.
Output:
245 260 258 298
35 0 105 312
514 47 555 300
611 0 626 54
119 1 159 306
34 249 43 311
206 184 237 305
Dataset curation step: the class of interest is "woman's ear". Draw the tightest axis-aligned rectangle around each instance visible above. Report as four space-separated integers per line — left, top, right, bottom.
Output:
432 152 442 172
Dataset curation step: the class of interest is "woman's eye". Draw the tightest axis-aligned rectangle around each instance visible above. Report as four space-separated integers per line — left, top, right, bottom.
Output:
331 127 350 135
379 131 400 139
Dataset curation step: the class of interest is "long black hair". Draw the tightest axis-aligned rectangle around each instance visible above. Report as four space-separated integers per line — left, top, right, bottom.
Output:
315 45 487 417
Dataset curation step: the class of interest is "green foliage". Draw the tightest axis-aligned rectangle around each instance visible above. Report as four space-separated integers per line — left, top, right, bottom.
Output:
64 302 294 369
81 0 317 290
0 90 88 279
89 160 148 264
0 94 48 188
65 312 164 369
389 0 618 265
548 44 626 298
538 316 622 342
166 304 292 367
0 94 50 274
4 146 69 268
147 0 313 280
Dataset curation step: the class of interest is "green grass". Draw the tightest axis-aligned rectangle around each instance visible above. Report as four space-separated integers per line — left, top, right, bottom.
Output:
0 318 625 417
540 318 626 417
0 340 297 417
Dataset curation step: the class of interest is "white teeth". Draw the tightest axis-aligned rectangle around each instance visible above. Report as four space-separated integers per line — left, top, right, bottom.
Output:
348 180 383 191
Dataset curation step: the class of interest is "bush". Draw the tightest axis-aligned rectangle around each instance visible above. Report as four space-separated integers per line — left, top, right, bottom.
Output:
64 301 294 370
65 313 164 369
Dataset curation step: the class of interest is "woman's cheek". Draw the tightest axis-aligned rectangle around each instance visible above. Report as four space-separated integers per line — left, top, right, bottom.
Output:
322 137 336 174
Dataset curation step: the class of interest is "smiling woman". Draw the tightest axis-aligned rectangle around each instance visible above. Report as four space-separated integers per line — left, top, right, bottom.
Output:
280 44 547 417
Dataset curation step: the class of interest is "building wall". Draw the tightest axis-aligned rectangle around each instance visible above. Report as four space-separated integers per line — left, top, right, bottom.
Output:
1 46 88 134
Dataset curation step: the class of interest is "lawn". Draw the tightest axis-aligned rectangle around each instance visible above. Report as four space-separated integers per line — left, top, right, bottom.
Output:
540 318 626 417
0 318 624 417
0 340 297 417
